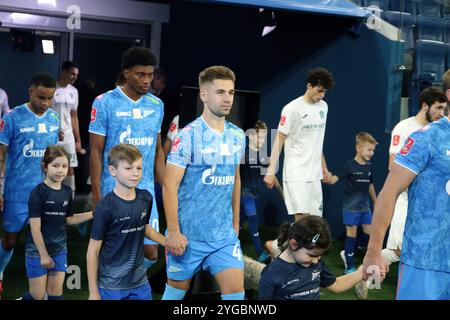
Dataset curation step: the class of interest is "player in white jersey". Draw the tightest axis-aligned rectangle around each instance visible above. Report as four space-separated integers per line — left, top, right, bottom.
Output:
51 61 83 199
265 68 334 220
381 87 446 266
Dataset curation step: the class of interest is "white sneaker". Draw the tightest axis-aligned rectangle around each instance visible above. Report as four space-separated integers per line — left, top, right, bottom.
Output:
340 250 347 270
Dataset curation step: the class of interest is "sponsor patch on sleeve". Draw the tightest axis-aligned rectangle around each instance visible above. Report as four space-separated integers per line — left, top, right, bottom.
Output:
392 135 400 146
280 116 286 126
91 107 97 122
171 137 181 153
399 137 415 155
169 122 177 132
0 120 4 132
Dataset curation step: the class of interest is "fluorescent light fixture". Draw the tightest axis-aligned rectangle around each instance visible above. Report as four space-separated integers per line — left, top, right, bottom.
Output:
42 39 54 54
37 0 57 7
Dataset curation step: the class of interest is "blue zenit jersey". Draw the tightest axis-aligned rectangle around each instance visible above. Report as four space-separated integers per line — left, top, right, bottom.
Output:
167 116 246 241
0 104 60 202
89 87 163 196
394 117 450 272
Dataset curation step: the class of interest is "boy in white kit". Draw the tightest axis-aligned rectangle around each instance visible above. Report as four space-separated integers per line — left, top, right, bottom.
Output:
381 86 446 265
51 61 83 199
264 68 334 256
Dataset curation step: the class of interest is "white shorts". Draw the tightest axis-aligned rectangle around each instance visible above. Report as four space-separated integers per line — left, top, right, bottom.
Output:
386 202 408 250
57 140 78 167
283 180 323 216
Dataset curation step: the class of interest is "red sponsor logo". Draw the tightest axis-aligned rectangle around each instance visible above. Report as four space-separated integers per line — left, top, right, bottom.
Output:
91 108 97 122
392 135 400 146
169 122 177 133
171 137 181 152
400 137 415 155
280 116 286 126
0 120 4 132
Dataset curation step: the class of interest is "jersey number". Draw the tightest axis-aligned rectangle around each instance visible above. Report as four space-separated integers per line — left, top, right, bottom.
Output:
232 242 242 261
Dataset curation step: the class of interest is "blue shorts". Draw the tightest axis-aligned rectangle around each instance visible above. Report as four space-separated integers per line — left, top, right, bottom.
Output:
342 210 372 226
396 263 450 300
144 196 159 246
25 249 68 279
241 195 257 217
2 201 29 233
99 283 152 300
166 235 244 281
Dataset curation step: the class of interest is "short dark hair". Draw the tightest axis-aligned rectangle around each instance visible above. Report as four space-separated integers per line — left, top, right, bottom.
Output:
419 86 446 109
121 47 157 70
61 60 78 71
306 67 334 91
30 72 56 88
42 145 70 172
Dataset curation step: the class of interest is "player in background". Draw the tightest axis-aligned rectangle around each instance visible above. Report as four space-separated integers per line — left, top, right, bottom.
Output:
381 87 445 266
89 47 165 272
0 73 60 299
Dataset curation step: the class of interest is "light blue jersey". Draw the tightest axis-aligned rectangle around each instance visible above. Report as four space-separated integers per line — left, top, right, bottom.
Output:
167 116 246 241
394 117 450 273
0 104 59 202
88 87 164 197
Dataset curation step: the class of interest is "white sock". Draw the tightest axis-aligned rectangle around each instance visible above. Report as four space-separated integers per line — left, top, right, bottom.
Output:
63 175 76 199
381 248 400 265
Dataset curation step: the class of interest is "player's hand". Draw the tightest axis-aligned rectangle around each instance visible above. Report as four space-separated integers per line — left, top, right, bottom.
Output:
88 291 102 300
76 142 86 155
0 194 3 211
40 254 55 269
264 175 276 189
362 250 389 282
166 231 188 256
322 170 332 184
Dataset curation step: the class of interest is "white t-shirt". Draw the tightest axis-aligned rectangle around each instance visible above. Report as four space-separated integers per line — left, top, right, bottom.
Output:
389 116 424 205
166 115 179 140
0 88 10 118
278 96 328 181
51 83 78 142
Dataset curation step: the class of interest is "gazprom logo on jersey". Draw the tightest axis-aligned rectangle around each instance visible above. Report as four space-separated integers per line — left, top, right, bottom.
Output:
119 125 154 146
201 164 235 186
23 139 45 158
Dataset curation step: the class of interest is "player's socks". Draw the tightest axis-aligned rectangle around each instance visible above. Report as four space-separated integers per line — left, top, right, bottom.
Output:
381 248 400 265
344 236 356 270
221 291 245 300
0 241 13 274
22 292 34 300
144 258 156 270
161 284 187 300
248 215 263 255
357 232 369 249
48 295 64 300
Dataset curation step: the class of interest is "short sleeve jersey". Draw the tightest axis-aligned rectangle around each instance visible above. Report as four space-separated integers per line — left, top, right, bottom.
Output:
0 104 60 202
90 188 152 290
89 87 164 196
0 88 10 118
167 116 246 241
51 84 78 142
389 116 423 206
394 117 450 272
25 183 73 257
336 159 373 212
259 258 336 300
278 96 328 181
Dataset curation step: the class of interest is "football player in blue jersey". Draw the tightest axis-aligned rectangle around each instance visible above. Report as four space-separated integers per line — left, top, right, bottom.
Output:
0 73 60 299
89 47 165 273
162 66 246 300
363 78 450 299
86 144 166 300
